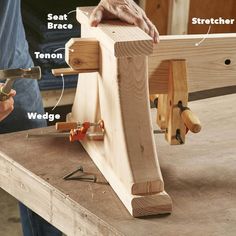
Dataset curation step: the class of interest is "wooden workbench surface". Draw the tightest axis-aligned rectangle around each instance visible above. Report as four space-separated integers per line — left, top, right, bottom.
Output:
0 94 236 236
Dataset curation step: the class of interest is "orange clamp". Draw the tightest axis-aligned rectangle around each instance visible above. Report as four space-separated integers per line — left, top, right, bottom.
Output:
69 122 91 142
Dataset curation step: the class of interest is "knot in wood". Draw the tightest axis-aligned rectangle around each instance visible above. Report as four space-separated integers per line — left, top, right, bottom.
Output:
72 58 82 65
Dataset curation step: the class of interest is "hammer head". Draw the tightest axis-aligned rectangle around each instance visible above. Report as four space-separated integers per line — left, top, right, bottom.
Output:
0 66 42 101
0 66 41 81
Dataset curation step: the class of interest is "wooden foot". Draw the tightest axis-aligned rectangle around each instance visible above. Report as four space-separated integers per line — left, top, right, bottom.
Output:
131 192 172 217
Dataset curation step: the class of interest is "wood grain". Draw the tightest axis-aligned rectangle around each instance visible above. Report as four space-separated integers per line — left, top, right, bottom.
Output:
52 67 97 76
157 94 168 129
76 7 153 57
55 122 78 131
165 60 188 145
65 38 99 70
181 109 201 133
67 20 172 216
149 34 236 94
168 0 190 35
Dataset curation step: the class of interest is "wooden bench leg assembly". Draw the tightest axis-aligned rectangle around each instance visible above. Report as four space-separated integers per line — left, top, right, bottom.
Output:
52 42 203 217
51 7 202 218
53 38 173 217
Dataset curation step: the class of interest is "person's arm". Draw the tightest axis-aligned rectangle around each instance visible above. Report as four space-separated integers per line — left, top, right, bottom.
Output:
0 84 16 122
90 0 159 43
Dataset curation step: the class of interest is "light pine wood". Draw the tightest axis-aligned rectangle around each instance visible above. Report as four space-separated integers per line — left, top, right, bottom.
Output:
149 34 236 94
143 0 170 131
76 7 153 57
154 61 201 137
65 38 99 70
71 7 236 94
146 0 188 132
157 94 168 130
166 60 188 145
52 67 97 76
65 8 172 216
41 88 76 108
117 56 164 195
55 122 78 131
167 0 190 35
1 4 236 235
150 2 234 132
181 109 201 133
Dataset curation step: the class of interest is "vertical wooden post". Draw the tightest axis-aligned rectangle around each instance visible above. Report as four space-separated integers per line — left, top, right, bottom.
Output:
65 7 173 217
157 94 168 130
168 0 190 35
165 60 188 145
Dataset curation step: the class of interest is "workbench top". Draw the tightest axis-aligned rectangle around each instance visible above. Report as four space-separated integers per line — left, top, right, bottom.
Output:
0 94 236 236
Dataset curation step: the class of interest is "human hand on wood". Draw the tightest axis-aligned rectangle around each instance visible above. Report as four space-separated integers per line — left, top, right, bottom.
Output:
0 84 16 122
90 0 159 43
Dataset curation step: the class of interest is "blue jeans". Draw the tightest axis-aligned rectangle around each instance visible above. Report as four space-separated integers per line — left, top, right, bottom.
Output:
0 0 62 234
19 203 62 236
0 79 62 236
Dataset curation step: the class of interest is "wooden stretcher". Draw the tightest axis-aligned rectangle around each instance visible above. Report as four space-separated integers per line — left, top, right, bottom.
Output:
0 6 236 236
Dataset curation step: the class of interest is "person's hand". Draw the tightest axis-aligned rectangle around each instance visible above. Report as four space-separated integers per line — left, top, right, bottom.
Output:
0 84 16 122
90 0 159 43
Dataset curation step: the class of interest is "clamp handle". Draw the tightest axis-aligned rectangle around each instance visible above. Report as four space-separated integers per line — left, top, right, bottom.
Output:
181 109 201 133
178 102 201 133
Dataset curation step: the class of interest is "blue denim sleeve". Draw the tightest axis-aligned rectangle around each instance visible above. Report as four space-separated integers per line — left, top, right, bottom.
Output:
0 0 46 133
0 2 62 235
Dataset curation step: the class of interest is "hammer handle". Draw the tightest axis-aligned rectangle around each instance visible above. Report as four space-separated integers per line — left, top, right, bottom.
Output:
181 109 201 133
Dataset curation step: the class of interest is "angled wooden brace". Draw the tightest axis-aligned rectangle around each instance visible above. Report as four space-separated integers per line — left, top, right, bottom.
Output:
53 7 172 217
